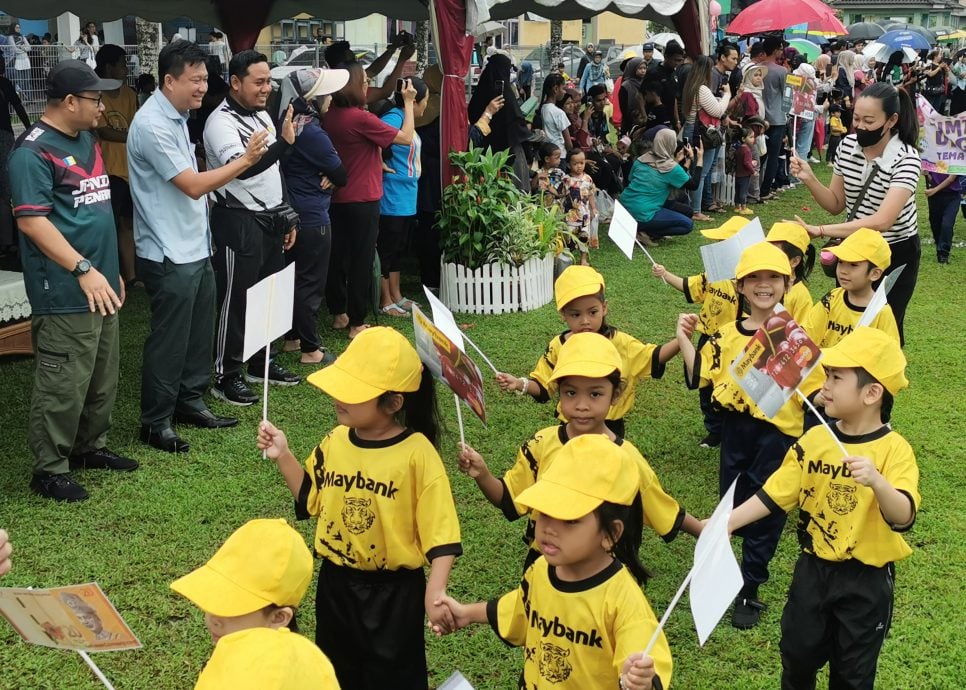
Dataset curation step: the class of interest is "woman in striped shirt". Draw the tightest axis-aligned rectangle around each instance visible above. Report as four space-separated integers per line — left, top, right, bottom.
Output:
789 82 920 344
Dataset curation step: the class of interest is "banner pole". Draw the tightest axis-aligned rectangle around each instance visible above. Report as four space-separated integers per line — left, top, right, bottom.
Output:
261 277 275 460
642 568 694 655
461 332 499 376
77 651 116 690
453 394 465 446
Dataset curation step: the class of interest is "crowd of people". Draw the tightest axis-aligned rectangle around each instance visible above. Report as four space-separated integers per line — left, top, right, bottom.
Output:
0 25 938 690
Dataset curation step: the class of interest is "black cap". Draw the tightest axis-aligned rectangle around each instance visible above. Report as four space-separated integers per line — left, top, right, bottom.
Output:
46 59 121 99
643 42 655 51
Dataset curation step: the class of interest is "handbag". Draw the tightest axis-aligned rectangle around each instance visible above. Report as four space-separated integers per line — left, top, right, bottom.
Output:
820 161 880 277
697 109 724 149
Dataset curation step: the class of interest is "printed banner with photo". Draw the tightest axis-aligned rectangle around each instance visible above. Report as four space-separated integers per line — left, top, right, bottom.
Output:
699 217 765 283
0 582 140 652
412 305 487 424
786 74 817 121
729 306 822 417
917 95 966 174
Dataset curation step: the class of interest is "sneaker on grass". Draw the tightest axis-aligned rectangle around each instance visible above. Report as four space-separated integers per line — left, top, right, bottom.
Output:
30 472 89 502
212 375 259 406
245 361 301 387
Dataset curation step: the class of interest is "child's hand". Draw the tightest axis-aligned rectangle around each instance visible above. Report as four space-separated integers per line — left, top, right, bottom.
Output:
621 652 657 690
457 443 489 479
431 595 471 635
257 420 289 460
843 456 881 488
676 313 699 340
651 263 668 279
426 590 456 636
495 371 523 393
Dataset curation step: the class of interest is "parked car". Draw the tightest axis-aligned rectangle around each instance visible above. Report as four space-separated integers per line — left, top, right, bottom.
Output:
522 43 586 82
605 45 664 79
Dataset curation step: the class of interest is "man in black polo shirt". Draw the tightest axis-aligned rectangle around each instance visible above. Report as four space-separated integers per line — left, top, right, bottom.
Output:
10 60 138 502
648 41 686 132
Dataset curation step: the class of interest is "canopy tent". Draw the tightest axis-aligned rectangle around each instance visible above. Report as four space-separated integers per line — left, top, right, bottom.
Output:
2 0 707 187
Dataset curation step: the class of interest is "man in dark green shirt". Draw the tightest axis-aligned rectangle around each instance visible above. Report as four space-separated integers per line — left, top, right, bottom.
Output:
10 60 138 502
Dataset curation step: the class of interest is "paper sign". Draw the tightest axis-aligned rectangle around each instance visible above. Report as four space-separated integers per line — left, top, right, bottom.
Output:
917 94 966 174
690 480 743 646
423 286 465 353
786 73 817 121
730 305 822 417
857 265 905 329
439 671 476 690
608 200 638 260
243 263 295 362
412 305 487 424
0 583 140 652
699 217 765 282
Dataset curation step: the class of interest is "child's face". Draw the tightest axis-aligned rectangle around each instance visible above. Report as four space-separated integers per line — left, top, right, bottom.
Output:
562 98 576 114
544 149 562 168
558 375 614 435
535 510 613 578
744 132 756 145
835 260 881 294
737 271 786 312
204 608 276 644
820 366 879 420
568 153 586 175
752 71 764 87
560 295 607 333
332 396 386 430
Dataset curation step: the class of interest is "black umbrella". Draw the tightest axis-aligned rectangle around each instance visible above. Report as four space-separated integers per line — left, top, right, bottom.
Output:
883 23 937 44
846 21 885 42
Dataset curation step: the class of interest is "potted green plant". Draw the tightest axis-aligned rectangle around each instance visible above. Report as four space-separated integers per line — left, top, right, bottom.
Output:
437 147 568 314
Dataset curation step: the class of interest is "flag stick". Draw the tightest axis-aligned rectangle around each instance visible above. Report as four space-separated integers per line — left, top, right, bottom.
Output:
261 277 275 460
461 332 499 376
643 568 694 655
634 239 658 266
791 114 798 156
78 651 116 690
795 388 848 457
453 394 465 446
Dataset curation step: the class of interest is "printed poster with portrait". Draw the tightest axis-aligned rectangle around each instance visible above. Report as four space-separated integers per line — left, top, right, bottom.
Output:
785 74 817 121
729 305 821 417
0 582 140 652
412 305 487 424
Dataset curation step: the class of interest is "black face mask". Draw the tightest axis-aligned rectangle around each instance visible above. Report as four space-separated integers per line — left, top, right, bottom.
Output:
855 124 887 148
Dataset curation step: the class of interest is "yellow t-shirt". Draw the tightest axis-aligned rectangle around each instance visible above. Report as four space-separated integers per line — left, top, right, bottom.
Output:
489 557 673 689
683 273 739 336
500 424 685 545
761 425 920 566
784 281 814 325
693 320 805 437
97 85 138 180
195 627 341 689
802 287 900 348
530 328 664 421
296 426 462 570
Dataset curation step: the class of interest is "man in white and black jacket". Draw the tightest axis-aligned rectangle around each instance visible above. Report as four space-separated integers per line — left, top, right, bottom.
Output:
204 49 301 406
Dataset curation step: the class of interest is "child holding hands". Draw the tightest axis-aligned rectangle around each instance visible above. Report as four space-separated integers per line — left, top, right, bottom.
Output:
257 327 461 690
728 327 919 689
438 434 673 690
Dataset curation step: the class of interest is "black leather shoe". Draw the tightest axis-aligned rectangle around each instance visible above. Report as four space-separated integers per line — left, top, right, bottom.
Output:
69 447 139 471
173 408 239 429
139 425 190 453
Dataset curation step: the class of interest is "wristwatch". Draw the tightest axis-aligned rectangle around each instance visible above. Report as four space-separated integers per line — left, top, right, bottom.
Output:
71 258 92 277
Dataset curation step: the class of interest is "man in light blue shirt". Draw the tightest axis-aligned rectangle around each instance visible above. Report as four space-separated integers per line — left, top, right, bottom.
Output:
127 39 267 453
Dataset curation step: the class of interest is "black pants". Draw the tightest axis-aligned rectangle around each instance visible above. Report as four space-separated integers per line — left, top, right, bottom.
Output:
927 192 958 259
760 124 786 196
720 412 795 598
285 224 331 353
780 555 895 690
211 205 285 380
138 256 216 429
377 214 411 276
415 210 441 289
327 201 380 327
316 560 428 690
884 235 920 346
699 385 722 436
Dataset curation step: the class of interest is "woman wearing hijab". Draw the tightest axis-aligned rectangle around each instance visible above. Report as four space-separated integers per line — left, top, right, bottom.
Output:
618 57 647 136
835 49 858 130
579 50 607 95
468 53 532 191
620 128 703 242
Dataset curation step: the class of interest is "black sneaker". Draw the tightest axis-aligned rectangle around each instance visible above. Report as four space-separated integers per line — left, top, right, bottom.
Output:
732 596 767 629
69 447 139 472
245 361 301 387
30 472 89 502
212 376 258 406
699 433 721 449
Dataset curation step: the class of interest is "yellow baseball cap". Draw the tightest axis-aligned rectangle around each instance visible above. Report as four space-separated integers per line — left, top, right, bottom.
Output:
821 326 908 395
548 332 622 382
701 216 749 240
735 242 791 279
170 519 313 617
766 222 811 254
195 627 339 690
306 326 422 403
827 228 891 270
515 434 639 520
554 265 605 311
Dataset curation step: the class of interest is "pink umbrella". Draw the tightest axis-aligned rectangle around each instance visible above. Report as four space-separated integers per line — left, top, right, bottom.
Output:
727 0 847 36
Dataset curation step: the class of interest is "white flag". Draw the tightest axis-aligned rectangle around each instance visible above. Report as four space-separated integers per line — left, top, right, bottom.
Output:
243 263 295 362
439 671 475 690
607 200 637 260
424 286 465 352
699 217 765 282
690 480 743 646
856 265 905 329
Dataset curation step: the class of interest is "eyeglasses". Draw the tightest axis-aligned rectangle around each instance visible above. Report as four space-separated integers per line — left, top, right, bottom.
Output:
73 94 103 107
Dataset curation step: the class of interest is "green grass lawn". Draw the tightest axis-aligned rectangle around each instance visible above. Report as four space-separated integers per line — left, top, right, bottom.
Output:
1 179 965 688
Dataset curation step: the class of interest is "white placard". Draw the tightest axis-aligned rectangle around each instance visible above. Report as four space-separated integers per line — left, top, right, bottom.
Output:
607 200 638 260
243 263 295 362
699 217 765 282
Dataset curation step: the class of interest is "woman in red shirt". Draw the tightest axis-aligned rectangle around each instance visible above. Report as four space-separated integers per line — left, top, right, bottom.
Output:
324 62 416 338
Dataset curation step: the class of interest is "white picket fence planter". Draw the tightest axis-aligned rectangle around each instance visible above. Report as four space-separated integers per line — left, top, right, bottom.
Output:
440 254 554 314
